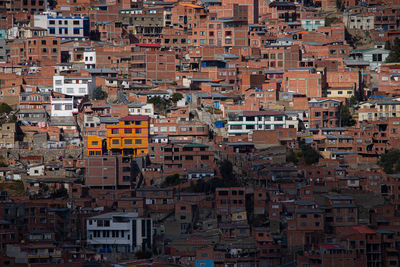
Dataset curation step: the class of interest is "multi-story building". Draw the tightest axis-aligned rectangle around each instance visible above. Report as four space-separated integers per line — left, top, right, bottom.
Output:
287 201 324 248
308 99 341 129
106 115 149 156
358 98 400 122
343 13 374 30
283 68 327 98
53 75 94 97
216 187 246 217
227 110 286 136
34 13 89 39
160 142 215 176
300 13 325 31
85 155 143 189
0 123 18 149
324 196 358 231
9 36 61 65
50 96 78 117
87 212 152 253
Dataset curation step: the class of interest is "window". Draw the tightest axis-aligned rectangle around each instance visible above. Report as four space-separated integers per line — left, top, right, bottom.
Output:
112 129 119 135
49 20 55 25
92 141 98 146
135 121 141 125
73 28 80 35
135 128 142 134
112 139 119 145
73 20 80 25
124 128 132 134
135 139 142 145
124 139 132 145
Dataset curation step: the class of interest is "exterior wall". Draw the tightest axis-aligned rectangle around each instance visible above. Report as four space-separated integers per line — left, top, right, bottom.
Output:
106 116 149 156
344 14 374 30
84 51 96 68
216 187 246 216
308 99 341 129
227 111 286 136
283 68 326 98
87 136 103 156
301 18 325 31
53 75 94 97
85 155 140 188
87 214 152 253
50 97 77 117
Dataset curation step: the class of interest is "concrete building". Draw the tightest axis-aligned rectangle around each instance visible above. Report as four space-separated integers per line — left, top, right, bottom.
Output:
34 13 89 39
344 13 374 30
87 212 152 253
227 110 287 136
349 48 390 71
50 97 78 117
53 75 94 97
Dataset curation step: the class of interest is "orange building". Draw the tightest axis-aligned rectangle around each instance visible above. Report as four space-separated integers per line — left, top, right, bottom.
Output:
106 115 149 156
87 136 103 156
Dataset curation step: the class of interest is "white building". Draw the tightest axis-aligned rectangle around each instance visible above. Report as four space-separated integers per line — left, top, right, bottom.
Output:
227 110 287 136
84 51 96 69
343 13 374 30
51 97 78 117
53 75 94 97
87 212 152 253
128 103 155 117
34 13 89 39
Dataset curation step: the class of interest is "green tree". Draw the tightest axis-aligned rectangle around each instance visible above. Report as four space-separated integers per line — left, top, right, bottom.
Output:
48 0 57 9
92 87 107 100
340 105 356 127
171 92 184 103
349 95 358 106
379 150 400 174
299 140 320 165
336 0 343 9
162 174 180 187
385 40 392 50
148 96 167 112
0 103 12 114
219 159 233 180
51 187 68 199
287 149 298 164
385 38 400 63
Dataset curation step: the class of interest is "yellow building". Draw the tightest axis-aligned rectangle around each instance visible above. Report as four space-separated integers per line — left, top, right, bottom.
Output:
87 136 103 156
106 115 149 156
326 87 354 98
